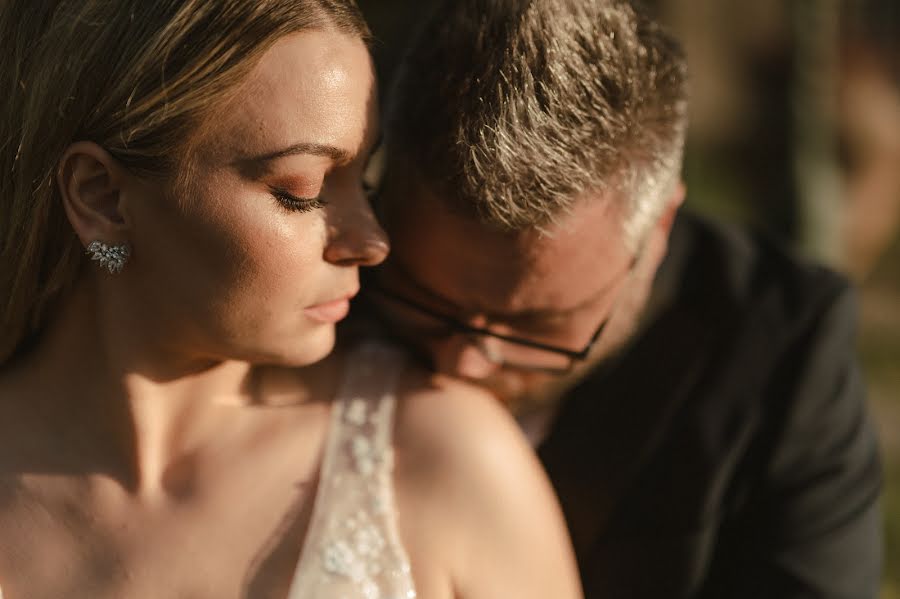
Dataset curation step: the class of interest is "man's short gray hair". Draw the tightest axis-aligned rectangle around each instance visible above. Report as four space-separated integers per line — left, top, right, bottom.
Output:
386 0 688 246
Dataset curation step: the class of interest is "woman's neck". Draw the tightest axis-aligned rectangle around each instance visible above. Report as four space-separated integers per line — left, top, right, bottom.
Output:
2 281 332 499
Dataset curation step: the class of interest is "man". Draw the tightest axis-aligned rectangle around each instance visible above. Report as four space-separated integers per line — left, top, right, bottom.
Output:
361 0 884 596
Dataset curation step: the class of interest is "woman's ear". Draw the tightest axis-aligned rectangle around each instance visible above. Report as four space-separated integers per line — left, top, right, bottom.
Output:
57 141 130 247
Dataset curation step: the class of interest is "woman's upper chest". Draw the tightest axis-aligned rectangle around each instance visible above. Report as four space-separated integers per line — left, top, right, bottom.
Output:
0 410 329 599
0 460 320 599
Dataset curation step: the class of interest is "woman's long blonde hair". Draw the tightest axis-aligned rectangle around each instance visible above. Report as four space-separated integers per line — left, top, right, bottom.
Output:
0 0 370 364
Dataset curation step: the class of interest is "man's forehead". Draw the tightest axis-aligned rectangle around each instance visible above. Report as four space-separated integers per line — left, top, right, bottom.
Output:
388 185 631 313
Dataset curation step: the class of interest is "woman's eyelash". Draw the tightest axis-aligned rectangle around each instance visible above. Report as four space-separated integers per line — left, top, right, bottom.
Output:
270 188 328 213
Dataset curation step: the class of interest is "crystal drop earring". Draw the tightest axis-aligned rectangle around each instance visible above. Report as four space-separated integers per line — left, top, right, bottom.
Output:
86 240 131 274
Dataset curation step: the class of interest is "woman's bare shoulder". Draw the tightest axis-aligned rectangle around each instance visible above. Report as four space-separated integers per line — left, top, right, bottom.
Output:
393 368 527 472
391 366 582 599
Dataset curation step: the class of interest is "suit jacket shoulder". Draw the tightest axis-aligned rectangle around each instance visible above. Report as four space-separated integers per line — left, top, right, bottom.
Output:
540 211 883 599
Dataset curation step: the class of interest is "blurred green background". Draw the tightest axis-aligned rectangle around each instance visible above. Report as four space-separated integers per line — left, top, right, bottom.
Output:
356 0 900 594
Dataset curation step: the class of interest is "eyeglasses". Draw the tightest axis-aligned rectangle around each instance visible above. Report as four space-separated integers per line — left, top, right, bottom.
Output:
367 250 641 374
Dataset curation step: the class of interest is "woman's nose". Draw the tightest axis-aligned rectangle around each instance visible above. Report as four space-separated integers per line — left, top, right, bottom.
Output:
324 188 390 267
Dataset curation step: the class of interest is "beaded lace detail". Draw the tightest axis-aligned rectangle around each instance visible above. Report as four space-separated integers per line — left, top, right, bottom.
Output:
286 340 417 599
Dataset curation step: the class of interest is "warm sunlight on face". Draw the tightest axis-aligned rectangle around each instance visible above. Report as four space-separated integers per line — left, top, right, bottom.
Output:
125 30 387 367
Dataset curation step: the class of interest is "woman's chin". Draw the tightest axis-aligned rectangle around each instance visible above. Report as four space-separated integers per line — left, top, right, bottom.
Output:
271 325 337 367
217 322 339 368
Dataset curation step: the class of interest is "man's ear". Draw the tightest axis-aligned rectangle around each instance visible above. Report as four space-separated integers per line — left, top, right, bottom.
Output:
642 181 685 267
57 141 130 247
656 181 686 239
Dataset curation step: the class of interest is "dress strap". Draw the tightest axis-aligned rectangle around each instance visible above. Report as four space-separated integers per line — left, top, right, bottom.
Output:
286 340 417 599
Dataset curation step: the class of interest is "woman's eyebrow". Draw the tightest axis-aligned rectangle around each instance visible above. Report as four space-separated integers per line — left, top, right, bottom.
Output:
232 141 353 178
245 141 352 164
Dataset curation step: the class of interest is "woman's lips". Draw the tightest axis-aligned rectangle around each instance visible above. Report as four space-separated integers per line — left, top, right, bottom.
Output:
304 295 353 323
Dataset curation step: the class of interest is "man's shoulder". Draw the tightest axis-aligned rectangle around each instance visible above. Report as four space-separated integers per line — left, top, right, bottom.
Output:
542 213 878 597
552 210 863 451
667 210 854 327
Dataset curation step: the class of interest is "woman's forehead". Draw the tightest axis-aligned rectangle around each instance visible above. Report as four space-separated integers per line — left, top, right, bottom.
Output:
198 30 374 165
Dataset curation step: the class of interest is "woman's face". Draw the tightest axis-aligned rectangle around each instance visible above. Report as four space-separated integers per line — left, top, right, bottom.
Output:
123 30 385 367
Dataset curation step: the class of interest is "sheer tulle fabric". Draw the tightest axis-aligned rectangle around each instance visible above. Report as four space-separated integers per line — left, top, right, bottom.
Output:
286 341 417 599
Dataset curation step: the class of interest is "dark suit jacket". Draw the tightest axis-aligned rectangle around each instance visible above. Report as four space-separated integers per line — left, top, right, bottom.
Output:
538 211 883 598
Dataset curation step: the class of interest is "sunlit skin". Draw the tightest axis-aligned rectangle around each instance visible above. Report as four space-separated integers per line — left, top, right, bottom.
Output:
0 30 387 598
377 171 684 412
0 30 582 599
123 32 386 371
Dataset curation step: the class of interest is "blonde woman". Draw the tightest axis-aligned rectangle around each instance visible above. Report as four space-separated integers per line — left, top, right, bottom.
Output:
0 1 581 598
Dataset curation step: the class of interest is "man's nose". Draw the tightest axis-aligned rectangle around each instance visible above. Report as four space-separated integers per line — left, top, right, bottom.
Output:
431 335 500 380
324 189 390 267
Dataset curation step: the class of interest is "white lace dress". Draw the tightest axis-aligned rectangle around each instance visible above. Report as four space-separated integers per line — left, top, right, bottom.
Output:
286 340 417 599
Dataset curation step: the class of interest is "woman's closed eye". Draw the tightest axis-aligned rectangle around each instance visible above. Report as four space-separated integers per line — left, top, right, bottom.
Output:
270 186 329 214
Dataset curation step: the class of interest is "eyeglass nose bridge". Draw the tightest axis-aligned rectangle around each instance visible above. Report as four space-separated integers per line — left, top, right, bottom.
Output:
469 333 506 365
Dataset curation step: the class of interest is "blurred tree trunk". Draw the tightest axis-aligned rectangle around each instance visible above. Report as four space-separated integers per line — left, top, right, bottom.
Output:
792 0 843 264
